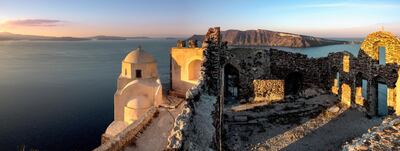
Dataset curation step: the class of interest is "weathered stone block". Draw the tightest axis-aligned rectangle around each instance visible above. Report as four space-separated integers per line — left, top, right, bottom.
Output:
253 79 284 102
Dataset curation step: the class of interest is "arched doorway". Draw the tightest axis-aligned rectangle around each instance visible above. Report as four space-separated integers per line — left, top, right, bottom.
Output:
330 66 340 95
372 76 388 116
188 59 202 81
224 64 239 105
355 72 368 106
285 72 303 95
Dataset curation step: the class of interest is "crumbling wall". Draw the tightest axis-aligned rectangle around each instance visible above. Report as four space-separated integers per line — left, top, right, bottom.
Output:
167 27 224 151
221 48 270 100
269 49 330 89
167 84 217 150
324 31 400 116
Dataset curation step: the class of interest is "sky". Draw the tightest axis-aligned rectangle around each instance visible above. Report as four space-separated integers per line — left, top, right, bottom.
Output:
0 0 399 38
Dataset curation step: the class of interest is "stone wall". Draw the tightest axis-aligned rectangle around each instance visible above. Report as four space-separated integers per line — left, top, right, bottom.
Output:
253 79 284 102
218 30 400 116
167 27 223 150
220 48 330 102
221 48 270 100
324 31 400 116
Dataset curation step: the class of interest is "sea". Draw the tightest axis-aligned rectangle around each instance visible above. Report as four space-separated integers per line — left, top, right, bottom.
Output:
0 38 376 150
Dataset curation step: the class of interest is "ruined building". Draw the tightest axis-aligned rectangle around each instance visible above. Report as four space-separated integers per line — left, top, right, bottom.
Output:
167 27 400 150
170 28 400 116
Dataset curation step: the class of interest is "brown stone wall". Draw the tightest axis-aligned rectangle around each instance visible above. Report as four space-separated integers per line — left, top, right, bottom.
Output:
253 79 284 102
221 48 270 100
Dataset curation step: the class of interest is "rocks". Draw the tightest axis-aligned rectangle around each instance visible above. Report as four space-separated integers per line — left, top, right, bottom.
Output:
167 102 192 149
176 40 186 48
188 39 198 48
233 115 248 122
342 116 400 151
327 105 340 113
300 88 320 99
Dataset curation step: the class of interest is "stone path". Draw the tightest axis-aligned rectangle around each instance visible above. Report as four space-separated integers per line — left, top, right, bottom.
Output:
224 94 383 151
280 109 383 151
124 103 184 151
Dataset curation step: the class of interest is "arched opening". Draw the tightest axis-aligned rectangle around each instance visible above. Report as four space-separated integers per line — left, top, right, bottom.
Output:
378 46 386 65
188 59 202 81
284 72 303 95
355 72 368 106
224 64 239 105
330 66 340 95
372 76 388 116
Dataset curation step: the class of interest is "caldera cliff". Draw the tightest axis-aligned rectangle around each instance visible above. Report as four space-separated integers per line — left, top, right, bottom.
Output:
188 29 348 48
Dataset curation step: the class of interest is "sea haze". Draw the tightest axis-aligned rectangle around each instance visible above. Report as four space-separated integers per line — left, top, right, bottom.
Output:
0 39 368 150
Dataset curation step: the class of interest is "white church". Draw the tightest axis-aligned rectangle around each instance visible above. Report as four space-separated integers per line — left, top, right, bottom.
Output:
103 47 164 139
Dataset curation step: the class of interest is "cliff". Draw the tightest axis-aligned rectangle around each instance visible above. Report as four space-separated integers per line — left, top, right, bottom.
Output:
188 29 348 48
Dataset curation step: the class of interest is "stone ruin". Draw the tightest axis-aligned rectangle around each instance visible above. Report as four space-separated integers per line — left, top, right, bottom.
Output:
167 27 400 150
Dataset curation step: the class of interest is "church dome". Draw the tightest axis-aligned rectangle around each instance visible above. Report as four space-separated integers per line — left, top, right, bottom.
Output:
123 46 156 64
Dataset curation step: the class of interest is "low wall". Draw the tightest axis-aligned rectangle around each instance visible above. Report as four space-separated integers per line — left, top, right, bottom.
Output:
94 107 157 151
166 85 200 150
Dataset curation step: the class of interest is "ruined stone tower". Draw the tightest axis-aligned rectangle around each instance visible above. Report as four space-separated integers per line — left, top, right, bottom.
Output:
201 27 223 95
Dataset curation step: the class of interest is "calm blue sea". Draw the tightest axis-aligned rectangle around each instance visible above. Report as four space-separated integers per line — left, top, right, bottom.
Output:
0 39 370 150
0 39 175 150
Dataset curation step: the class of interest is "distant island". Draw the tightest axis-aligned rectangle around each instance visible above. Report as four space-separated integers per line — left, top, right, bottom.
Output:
0 32 151 41
188 29 350 48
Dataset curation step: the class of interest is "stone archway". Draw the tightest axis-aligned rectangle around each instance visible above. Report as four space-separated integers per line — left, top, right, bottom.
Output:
360 31 400 64
285 72 303 95
224 64 239 105
188 59 202 81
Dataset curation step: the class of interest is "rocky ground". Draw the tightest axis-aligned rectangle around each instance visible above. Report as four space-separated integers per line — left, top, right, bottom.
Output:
223 89 383 151
342 116 400 151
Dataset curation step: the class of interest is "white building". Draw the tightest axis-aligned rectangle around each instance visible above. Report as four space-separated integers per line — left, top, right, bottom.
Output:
103 46 163 139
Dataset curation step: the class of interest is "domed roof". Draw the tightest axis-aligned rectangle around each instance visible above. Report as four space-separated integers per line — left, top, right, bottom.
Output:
123 46 156 64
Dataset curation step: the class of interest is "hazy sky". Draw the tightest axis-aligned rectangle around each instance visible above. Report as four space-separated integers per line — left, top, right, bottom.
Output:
0 0 399 37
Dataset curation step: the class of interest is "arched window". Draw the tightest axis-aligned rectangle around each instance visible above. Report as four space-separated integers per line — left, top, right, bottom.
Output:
379 46 386 65
224 64 239 105
188 60 202 81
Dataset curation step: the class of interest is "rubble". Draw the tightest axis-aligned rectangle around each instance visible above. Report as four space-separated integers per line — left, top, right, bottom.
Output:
342 116 400 151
